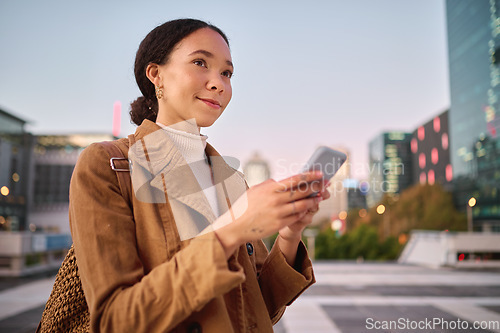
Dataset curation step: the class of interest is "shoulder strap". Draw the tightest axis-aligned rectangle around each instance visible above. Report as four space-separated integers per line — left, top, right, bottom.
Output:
99 140 132 207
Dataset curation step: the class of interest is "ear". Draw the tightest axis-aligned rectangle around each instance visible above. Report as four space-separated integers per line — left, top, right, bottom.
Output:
146 63 161 86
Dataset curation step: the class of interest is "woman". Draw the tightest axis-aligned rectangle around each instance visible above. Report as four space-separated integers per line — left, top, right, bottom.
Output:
70 18 329 332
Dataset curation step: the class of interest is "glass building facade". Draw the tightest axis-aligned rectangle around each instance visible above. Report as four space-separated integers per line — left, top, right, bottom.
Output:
0 108 34 231
446 0 500 230
367 132 413 207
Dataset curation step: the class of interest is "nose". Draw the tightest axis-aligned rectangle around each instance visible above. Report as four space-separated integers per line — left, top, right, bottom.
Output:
206 73 225 94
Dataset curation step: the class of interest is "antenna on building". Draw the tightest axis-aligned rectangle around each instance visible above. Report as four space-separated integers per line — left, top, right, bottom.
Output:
112 101 121 137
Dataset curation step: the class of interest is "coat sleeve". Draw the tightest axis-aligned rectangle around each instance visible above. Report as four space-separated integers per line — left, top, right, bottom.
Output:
69 143 246 333
253 238 315 324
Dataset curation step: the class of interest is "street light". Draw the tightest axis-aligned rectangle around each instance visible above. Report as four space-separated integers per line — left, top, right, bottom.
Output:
377 204 390 238
467 197 476 232
0 186 9 196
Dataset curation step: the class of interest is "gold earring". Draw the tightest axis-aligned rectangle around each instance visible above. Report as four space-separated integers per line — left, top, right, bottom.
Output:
155 86 164 99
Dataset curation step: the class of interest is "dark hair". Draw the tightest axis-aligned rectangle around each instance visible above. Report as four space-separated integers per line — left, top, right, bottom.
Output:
129 18 230 126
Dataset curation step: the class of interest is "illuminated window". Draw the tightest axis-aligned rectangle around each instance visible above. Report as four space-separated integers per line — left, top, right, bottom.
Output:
433 117 441 132
428 170 435 185
419 172 426 184
419 153 426 169
446 164 453 182
431 148 439 164
418 126 425 141
411 138 418 153
441 133 449 150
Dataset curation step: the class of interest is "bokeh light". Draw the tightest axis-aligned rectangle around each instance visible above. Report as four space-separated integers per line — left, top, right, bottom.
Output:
331 219 343 231
418 126 425 141
12 173 20 182
428 170 435 185
433 116 441 132
1 186 9 196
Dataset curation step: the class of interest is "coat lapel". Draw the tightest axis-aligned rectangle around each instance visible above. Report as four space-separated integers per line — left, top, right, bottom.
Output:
129 121 216 241
128 120 248 242
205 144 248 219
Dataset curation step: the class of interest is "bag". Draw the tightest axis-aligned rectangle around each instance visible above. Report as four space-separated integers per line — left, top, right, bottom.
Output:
36 140 132 333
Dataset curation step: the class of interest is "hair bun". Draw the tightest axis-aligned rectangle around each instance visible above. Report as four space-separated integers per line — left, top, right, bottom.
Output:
129 96 158 126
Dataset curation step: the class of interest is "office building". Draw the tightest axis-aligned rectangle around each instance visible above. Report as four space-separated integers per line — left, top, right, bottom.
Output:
411 110 452 188
1 107 116 232
0 108 34 231
446 0 500 230
367 132 413 207
29 134 116 233
344 178 368 211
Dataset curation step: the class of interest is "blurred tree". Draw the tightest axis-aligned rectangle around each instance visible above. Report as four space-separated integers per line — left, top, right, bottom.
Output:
315 224 401 260
346 183 466 241
315 184 465 260
391 183 466 234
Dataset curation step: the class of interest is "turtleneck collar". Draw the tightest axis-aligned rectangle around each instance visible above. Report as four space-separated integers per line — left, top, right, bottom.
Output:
156 121 208 163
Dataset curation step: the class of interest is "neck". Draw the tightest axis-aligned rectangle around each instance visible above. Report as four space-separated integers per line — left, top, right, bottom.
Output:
156 118 200 135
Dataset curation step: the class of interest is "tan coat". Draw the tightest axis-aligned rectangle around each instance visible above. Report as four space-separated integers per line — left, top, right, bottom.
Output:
69 120 315 333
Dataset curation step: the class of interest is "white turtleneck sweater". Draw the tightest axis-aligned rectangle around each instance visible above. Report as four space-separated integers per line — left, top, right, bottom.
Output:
157 122 219 217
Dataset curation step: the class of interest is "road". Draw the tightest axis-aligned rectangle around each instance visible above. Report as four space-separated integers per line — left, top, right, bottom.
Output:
1 262 500 332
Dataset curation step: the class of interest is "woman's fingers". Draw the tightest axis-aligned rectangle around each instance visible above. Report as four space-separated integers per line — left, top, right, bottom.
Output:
320 185 331 200
274 171 324 192
273 172 328 203
240 175 327 236
284 196 322 217
286 181 329 203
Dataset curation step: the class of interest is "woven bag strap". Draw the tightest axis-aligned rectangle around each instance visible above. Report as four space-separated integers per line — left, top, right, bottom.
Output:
99 140 132 207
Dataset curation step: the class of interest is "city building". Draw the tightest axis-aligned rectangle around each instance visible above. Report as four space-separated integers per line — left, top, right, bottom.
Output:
446 0 500 230
1 107 116 233
367 132 413 207
0 108 35 232
29 133 116 233
410 110 452 188
0 107 117 275
243 151 271 187
343 178 368 211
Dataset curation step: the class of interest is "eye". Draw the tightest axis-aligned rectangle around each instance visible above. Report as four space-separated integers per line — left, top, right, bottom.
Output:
222 70 233 79
193 59 207 68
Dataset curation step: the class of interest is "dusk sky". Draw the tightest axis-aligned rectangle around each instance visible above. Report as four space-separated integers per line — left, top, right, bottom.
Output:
0 0 450 180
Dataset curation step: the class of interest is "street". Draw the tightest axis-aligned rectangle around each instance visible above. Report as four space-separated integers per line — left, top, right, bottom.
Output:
1 262 500 332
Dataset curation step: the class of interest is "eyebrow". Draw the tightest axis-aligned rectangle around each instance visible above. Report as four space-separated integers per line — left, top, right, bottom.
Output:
188 49 234 69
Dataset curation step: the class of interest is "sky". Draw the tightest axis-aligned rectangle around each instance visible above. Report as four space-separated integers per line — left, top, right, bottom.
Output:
0 0 450 180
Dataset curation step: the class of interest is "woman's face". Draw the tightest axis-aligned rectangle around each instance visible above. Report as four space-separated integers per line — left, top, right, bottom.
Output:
154 28 233 128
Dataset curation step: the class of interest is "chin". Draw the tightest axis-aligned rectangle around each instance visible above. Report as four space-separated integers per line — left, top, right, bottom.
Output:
196 115 221 128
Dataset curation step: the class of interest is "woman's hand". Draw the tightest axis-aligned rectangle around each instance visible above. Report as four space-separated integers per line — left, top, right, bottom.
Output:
279 180 331 242
214 171 325 258
277 181 331 266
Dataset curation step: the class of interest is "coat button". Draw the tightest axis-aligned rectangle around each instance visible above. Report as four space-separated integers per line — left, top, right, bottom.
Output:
187 322 202 333
246 242 254 256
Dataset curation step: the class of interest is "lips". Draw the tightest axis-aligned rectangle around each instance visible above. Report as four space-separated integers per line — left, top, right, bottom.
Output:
198 97 221 108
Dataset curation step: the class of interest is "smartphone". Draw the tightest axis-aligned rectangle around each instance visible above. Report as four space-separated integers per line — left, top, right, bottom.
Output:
302 146 347 181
